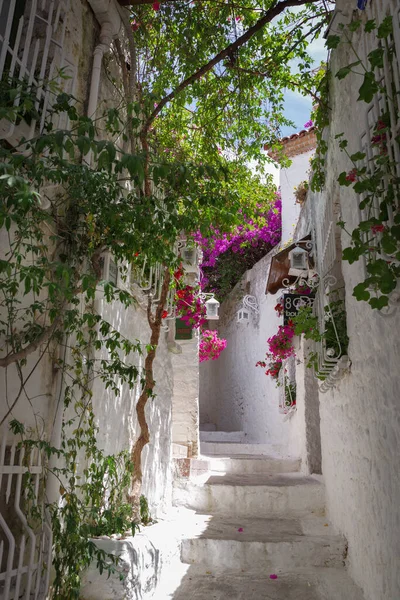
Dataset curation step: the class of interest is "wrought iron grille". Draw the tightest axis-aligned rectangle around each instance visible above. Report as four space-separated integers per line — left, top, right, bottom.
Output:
0 428 52 600
0 0 77 142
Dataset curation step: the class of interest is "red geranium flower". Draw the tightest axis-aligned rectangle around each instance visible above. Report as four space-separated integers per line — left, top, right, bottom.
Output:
371 224 385 234
345 168 357 182
152 1 160 10
161 310 168 319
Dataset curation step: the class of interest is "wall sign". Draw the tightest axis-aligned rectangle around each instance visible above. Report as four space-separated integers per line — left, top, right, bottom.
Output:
175 318 193 340
283 293 315 325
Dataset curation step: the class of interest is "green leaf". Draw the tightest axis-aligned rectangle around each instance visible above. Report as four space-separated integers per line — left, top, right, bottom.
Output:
379 273 396 294
377 16 393 39
353 283 370 301
338 172 352 186
350 151 366 162
348 20 361 32
364 19 376 33
368 48 384 70
76 136 91 156
369 296 389 309
381 233 397 255
358 71 379 103
336 66 352 80
343 246 363 264
326 35 341 49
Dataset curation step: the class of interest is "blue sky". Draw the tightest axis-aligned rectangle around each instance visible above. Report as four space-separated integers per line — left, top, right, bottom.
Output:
281 33 328 136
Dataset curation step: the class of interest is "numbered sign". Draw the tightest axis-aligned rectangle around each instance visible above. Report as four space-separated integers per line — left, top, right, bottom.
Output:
175 318 193 340
283 293 315 325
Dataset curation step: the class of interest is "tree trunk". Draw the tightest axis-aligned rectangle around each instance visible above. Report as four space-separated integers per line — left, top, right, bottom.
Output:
129 268 171 519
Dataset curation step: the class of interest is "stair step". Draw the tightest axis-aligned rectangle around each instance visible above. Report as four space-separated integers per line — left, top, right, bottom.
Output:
173 473 325 517
152 567 366 600
181 515 345 571
205 455 301 474
199 423 217 431
200 431 246 443
172 443 188 458
200 442 287 455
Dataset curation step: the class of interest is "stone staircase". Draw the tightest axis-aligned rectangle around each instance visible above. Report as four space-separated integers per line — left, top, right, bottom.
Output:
153 435 365 600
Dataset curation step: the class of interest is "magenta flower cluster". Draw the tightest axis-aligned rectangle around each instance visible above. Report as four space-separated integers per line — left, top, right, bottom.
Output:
175 285 207 329
196 196 282 269
267 322 295 360
256 321 295 380
199 330 227 363
195 196 282 297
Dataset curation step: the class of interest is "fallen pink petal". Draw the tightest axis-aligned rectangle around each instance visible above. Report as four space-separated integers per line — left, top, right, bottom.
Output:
270 574 278 580
237 527 244 532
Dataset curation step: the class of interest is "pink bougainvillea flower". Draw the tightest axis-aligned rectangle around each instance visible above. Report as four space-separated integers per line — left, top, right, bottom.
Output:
237 527 244 532
371 224 385 234
152 1 160 10
345 168 357 182
131 20 140 31
304 120 313 128
269 574 278 580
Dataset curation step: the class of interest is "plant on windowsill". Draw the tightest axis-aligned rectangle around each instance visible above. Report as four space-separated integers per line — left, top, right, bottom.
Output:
294 180 309 204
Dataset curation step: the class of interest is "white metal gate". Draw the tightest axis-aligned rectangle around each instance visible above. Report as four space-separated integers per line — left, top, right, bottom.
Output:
0 429 52 600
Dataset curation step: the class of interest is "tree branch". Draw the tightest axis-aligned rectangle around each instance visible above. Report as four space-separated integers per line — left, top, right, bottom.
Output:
141 0 321 135
0 314 63 369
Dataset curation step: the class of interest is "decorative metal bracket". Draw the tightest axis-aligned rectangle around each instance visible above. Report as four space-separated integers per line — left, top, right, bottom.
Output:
319 356 351 393
237 295 259 323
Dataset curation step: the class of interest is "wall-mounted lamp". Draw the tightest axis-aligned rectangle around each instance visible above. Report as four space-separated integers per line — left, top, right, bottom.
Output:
237 295 259 323
205 296 220 320
288 246 309 276
182 246 196 264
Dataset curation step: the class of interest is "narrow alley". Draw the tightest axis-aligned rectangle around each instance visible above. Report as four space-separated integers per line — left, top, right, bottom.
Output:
1 0 399 599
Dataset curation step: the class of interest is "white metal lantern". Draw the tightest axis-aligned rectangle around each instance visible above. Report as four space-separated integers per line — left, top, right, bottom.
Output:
288 246 308 272
237 307 250 323
205 296 220 320
236 295 259 323
182 246 196 264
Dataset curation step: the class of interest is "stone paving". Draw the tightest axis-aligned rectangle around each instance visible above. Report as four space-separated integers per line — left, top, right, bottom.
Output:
153 438 366 600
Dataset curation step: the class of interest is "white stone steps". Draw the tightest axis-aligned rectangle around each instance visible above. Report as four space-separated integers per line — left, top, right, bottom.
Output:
200 431 246 443
173 473 325 517
152 567 366 600
204 455 301 475
200 441 287 455
181 515 345 571
199 423 217 431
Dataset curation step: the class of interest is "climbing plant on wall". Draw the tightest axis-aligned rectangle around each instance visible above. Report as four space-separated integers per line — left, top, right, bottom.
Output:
314 14 400 310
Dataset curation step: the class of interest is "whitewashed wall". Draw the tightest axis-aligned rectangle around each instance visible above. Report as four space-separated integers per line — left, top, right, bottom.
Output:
200 253 302 455
0 0 175 516
280 150 314 244
171 337 200 457
308 2 400 597
93 293 173 517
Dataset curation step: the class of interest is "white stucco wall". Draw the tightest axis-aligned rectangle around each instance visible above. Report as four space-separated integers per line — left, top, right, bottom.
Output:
171 337 200 457
306 3 400 597
200 254 301 454
0 0 176 517
280 150 314 244
93 292 174 517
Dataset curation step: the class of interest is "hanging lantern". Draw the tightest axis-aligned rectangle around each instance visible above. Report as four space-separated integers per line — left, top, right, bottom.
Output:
288 246 308 274
237 307 250 323
205 296 220 320
182 246 196 264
